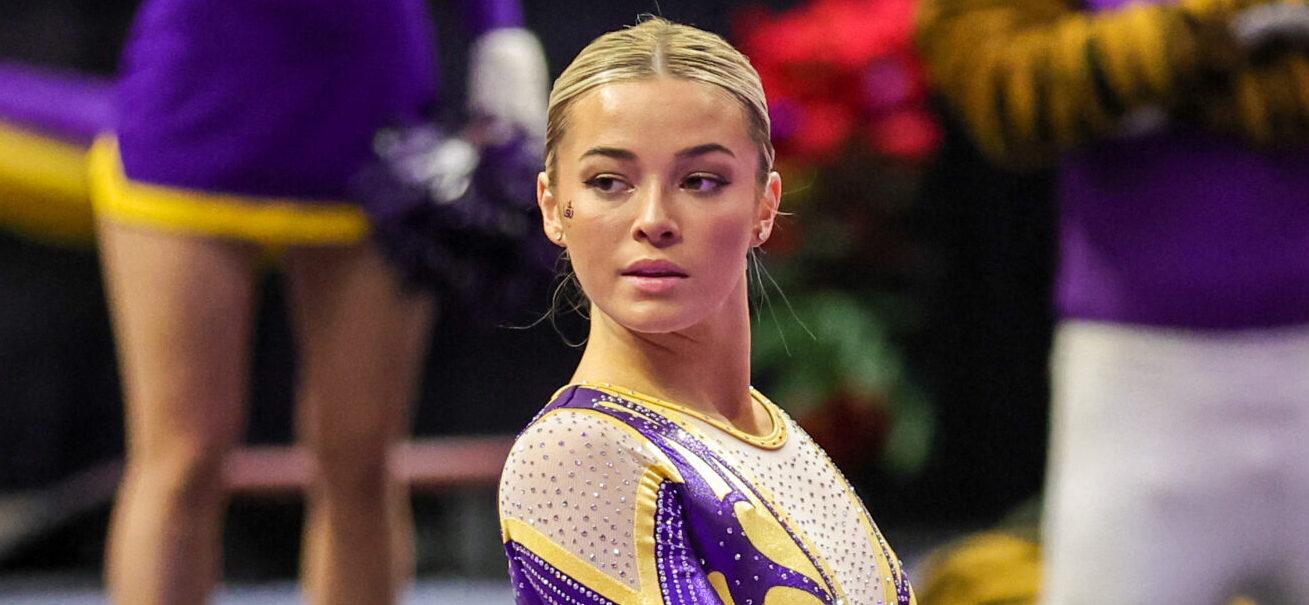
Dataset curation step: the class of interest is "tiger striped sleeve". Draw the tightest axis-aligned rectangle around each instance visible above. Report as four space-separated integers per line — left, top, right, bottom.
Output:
1194 52 1309 146
915 0 1243 167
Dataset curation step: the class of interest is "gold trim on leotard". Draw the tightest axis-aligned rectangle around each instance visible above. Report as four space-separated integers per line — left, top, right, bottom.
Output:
577 382 789 450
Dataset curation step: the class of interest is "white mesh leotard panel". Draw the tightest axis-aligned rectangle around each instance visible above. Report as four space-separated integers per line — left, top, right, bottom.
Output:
499 408 668 591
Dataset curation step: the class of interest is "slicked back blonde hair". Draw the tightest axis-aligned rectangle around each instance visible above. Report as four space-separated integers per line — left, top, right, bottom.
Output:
545 17 774 185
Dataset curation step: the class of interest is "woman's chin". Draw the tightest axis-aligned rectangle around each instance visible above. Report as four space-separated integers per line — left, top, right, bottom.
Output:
605 301 702 334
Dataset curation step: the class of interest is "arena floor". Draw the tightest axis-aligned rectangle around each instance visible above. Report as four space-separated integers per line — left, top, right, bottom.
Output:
0 576 515 604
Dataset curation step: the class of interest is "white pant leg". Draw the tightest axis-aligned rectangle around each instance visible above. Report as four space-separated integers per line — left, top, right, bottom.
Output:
1040 322 1308 605
1271 329 1309 604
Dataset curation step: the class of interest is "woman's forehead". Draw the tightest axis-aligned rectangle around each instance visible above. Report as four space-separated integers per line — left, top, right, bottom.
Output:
562 78 755 157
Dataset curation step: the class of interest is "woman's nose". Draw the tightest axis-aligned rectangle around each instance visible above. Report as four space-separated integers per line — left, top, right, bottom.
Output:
632 185 679 246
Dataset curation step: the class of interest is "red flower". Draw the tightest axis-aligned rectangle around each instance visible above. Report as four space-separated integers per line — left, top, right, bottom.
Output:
735 0 941 165
866 108 943 162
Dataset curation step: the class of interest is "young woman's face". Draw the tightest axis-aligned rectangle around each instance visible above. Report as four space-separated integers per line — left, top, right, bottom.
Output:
540 77 780 334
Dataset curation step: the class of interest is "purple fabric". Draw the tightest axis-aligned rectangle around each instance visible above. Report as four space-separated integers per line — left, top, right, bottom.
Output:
457 0 525 35
505 541 619 605
653 482 725 604
1057 130 1309 328
0 62 112 144
114 0 437 201
1056 0 1309 329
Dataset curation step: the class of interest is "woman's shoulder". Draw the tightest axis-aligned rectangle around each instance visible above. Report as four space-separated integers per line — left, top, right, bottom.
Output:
497 385 683 597
511 384 671 449
498 385 679 504
505 388 667 466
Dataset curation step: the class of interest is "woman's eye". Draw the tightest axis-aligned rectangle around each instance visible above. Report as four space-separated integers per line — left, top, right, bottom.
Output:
584 175 629 194
683 174 728 193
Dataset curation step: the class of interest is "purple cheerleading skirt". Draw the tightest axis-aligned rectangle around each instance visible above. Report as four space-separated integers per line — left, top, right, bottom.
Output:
93 0 438 245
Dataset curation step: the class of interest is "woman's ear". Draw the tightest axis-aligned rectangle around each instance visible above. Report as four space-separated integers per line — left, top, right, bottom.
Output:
538 171 566 247
753 171 782 246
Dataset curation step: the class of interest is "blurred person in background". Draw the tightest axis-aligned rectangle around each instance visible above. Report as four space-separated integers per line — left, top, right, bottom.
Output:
917 0 1309 602
497 17 916 605
87 0 545 603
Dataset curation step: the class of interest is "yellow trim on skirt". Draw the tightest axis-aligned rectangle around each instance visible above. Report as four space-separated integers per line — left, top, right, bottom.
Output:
0 120 97 246
88 136 369 246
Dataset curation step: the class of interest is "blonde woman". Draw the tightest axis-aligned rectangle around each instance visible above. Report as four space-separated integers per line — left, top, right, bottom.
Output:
497 18 916 605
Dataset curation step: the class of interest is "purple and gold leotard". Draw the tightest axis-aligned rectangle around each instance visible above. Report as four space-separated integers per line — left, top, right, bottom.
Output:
499 384 915 605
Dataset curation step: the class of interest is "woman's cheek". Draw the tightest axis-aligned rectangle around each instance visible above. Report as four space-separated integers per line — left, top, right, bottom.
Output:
706 214 754 265
569 221 617 301
570 242 606 299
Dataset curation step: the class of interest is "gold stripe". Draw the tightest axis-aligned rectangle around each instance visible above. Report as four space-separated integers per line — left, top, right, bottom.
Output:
88 136 369 245
707 571 737 605
0 121 96 245
1130 5 1171 97
1234 72 1272 145
634 465 668 603
732 498 828 590
1054 17 1096 144
1006 35 1041 144
1091 16 1132 103
963 41 1008 161
500 517 640 603
764 586 827 605
1287 58 1309 122
580 382 788 449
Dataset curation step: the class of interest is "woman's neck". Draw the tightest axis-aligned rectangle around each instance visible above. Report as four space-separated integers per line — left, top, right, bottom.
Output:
570 281 769 436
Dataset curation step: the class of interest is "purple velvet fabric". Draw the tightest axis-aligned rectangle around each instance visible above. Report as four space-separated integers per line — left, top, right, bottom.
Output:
114 0 438 201
0 62 112 144
1056 0 1309 329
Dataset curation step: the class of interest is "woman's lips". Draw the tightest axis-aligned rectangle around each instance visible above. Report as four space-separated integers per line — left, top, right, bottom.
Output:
622 260 687 294
623 274 686 294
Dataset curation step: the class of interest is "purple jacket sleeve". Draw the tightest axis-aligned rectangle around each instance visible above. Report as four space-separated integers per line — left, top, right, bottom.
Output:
456 0 524 36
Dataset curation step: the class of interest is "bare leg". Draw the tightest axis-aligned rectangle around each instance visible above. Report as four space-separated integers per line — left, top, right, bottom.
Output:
100 220 258 605
284 243 434 605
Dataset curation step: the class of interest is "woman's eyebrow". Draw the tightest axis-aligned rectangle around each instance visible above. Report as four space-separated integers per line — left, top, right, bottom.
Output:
579 144 736 162
580 146 636 161
676 143 735 159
